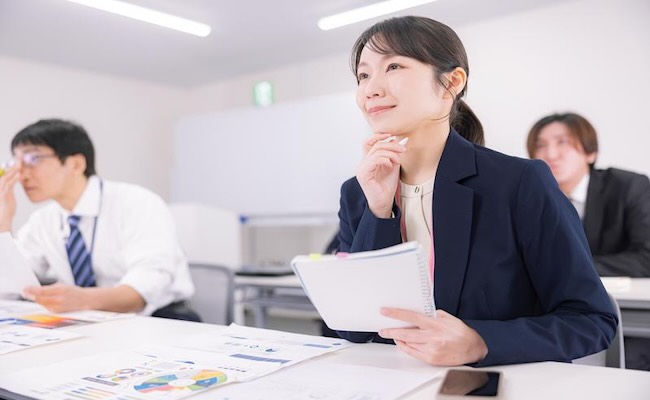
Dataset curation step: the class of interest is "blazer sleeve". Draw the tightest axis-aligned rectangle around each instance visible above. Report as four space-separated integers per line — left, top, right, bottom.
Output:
336 178 402 343
337 178 402 254
465 161 618 367
593 173 650 277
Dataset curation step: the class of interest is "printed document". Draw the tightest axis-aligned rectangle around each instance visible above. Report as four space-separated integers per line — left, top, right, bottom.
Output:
0 236 40 296
0 299 47 317
0 324 355 400
0 300 135 323
212 361 439 400
0 325 82 354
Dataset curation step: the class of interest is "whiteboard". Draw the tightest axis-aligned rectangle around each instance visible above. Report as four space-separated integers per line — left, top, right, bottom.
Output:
171 92 371 215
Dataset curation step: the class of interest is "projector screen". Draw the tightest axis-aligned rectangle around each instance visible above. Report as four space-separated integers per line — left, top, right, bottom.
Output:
171 92 371 216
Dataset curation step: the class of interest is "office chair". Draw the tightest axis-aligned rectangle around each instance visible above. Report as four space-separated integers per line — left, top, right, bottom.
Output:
573 292 625 368
187 263 235 325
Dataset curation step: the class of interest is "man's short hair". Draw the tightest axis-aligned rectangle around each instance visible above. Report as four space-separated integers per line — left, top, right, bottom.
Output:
11 119 96 177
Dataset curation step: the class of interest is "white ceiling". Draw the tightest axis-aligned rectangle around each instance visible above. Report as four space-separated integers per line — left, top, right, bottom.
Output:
0 0 572 88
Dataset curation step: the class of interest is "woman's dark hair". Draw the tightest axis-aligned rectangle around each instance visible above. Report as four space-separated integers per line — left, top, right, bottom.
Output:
526 112 599 168
11 119 97 177
351 16 484 146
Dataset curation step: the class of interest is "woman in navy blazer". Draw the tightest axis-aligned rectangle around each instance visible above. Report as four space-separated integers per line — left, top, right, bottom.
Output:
337 16 616 367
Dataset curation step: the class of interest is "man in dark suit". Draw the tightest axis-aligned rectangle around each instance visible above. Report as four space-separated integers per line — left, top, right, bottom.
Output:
584 168 650 277
528 112 650 370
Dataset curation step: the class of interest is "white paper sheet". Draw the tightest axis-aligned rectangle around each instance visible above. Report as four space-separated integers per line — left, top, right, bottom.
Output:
0 299 47 317
0 350 231 400
0 236 40 296
59 309 136 322
156 324 356 381
212 361 440 400
0 300 134 325
0 324 356 400
0 325 82 354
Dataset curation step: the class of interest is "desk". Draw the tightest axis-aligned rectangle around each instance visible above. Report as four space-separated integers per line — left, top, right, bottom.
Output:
235 274 303 290
606 278 650 339
235 274 314 328
0 317 648 400
236 276 650 337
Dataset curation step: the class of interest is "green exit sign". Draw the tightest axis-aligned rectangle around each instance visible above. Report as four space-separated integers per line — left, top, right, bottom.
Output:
253 81 274 107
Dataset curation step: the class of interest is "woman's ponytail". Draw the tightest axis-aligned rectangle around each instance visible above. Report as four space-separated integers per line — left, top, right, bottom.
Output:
452 100 484 146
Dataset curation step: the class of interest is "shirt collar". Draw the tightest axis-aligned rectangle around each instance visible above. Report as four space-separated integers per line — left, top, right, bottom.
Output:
569 172 590 204
57 175 102 218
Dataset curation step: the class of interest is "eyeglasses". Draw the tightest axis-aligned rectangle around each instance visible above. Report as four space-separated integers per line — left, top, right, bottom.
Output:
22 153 59 166
0 153 59 176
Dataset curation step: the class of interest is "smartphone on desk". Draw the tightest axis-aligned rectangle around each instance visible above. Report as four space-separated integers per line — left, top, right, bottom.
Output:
437 369 501 399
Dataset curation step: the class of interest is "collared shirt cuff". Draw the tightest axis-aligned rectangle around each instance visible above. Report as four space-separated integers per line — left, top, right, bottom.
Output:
118 270 176 316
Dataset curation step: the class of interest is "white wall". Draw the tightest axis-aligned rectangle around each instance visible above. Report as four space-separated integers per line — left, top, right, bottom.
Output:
186 0 650 177
0 55 188 227
187 52 354 114
3 0 648 230
3 0 646 265
461 0 650 174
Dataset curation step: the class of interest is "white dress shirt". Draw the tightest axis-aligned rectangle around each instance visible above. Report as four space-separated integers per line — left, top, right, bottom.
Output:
568 172 590 220
0 176 194 315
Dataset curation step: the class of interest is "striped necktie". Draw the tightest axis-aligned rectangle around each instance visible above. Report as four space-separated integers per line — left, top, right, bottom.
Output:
66 215 97 287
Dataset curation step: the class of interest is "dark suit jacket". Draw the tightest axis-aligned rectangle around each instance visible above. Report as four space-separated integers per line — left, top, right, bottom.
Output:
584 168 650 277
336 130 617 367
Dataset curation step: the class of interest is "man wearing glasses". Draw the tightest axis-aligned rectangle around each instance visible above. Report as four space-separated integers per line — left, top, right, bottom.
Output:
0 119 198 321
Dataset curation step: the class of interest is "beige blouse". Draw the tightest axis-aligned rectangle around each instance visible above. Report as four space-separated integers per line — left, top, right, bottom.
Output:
399 176 435 266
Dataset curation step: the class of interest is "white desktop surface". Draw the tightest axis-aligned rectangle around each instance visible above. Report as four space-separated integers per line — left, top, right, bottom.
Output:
235 273 302 288
601 277 650 338
236 276 650 301
235 276 650 335
605 278 650 307
1 316 649 400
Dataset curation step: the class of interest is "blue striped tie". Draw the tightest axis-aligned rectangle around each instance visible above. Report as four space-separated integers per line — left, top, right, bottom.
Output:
66 215 97 287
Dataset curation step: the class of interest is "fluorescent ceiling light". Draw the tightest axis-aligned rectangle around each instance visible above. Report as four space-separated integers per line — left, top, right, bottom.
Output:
318 0 438 31
66 0 211 37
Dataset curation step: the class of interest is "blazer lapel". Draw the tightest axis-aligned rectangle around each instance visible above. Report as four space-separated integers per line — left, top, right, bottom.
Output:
584 170 605 249
433 131 476 315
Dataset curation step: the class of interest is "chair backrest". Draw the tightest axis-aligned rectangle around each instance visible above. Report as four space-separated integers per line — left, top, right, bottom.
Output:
187 263 234 325
169 202 242 270
573 292 625 368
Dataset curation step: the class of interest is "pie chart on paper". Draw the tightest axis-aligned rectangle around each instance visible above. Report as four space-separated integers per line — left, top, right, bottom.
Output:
133 369 227 393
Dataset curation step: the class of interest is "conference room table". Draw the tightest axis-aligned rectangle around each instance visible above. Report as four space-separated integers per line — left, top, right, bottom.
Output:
236 275 650 337
604 278 650 338
1 316 648 400
235 273 316 327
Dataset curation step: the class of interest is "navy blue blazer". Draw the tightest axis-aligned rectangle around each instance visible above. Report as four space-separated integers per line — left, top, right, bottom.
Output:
336 130 617 367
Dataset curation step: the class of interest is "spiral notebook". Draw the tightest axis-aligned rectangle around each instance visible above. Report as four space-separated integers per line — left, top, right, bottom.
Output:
291 241 435 332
